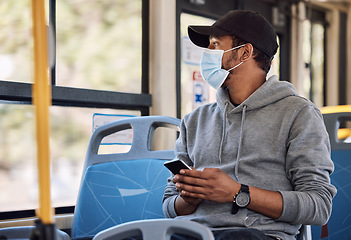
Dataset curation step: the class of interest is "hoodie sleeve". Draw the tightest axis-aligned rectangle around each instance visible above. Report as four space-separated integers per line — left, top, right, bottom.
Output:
277 104 337 225
162 117 193 218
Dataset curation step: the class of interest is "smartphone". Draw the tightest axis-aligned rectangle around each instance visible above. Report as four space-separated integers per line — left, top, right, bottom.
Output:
164 159 192 175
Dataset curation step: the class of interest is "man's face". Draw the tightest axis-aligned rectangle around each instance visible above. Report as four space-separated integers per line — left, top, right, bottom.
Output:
208 35 239 71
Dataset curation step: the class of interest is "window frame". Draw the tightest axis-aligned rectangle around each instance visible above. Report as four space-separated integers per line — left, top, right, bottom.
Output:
0 0 150 219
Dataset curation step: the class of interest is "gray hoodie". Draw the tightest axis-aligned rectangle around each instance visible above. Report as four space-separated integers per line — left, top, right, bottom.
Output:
162 75 337 240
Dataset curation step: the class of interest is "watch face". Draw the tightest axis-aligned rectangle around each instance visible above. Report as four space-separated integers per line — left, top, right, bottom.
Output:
236 192 250 207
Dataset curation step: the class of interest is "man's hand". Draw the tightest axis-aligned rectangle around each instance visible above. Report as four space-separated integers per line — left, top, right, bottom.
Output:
173 167 283 219
173 168 240 203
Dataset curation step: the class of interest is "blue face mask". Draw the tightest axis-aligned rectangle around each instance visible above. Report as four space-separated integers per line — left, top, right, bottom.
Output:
200 44 245 89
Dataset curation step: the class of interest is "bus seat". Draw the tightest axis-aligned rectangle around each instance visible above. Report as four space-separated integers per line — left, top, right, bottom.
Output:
71 116 180 240
0 226 70 240
92 219 215 240
311 109 351 239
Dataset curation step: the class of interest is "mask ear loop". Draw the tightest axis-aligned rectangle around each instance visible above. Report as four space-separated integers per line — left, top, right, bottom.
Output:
228 61 243 72
223 44 246 53
224 44 245 72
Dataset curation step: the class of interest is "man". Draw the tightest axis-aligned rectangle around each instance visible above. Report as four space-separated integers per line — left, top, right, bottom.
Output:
163 10 337 240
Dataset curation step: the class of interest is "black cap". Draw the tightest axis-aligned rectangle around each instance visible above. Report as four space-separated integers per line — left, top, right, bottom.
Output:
188 10 278 59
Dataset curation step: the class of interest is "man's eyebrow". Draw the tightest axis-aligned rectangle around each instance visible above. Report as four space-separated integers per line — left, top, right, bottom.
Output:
209 35 222 41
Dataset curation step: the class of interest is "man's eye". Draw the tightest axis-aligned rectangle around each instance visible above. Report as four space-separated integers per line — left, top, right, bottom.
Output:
212 42 219 47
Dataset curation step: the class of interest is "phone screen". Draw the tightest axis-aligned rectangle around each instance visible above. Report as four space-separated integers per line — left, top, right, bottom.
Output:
164 159 192 175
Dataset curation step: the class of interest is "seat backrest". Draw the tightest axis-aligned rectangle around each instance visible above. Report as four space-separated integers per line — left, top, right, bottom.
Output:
92 219 215 240
71 116 180 239
311 111 351 239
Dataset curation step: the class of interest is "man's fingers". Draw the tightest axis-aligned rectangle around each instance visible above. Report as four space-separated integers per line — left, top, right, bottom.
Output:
175 174 208 187
180 168 203 177
180 190 207 200
176 181 206 195
180 168 222 178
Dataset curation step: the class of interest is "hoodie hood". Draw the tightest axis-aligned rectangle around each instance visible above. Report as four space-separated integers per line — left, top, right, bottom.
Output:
216 75 298 113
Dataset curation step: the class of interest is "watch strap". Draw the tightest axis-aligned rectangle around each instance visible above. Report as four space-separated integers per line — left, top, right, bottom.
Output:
241 184 249 193
231 201 239 214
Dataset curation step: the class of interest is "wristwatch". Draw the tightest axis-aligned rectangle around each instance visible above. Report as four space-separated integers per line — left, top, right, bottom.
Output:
232 184 250 214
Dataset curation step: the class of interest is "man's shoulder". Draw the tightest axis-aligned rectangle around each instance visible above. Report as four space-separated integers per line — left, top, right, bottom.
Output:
186 102 218 116
183 103 220 124
277 95 324 124
279 94 318 111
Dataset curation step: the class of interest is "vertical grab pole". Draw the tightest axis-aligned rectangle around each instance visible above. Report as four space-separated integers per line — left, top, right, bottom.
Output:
31 0 54 226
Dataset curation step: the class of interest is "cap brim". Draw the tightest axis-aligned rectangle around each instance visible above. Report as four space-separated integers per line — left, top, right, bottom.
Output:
188 25 230 48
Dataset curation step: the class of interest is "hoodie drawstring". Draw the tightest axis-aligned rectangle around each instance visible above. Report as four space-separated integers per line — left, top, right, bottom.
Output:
235 104 247 179
219 102 229 163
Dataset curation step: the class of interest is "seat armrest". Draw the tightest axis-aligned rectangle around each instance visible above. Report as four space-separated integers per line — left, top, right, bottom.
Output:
92 219 214 240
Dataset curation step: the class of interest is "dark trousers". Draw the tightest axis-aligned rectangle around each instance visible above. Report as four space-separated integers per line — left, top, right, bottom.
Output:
171 228 274 240
121 228 275 240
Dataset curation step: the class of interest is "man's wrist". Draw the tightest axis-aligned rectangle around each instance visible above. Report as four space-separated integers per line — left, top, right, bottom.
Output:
174 195 202 216
232 184 251 214
177 195 202 207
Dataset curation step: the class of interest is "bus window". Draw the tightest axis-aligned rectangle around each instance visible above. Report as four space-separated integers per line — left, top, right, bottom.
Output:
0 104 37 212
267 36 280 80
0 103 140 212
0 0 147 214
303 20 325 108
0 1 33 83
180 13 216 117
56 0 142 93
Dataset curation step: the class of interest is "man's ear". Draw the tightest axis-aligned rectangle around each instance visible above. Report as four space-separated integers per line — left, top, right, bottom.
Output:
240 43 254 62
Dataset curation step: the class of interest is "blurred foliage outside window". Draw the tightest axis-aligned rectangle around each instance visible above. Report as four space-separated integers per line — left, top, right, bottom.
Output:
56 0 142 92
0 1 33 82
0 0 143 212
